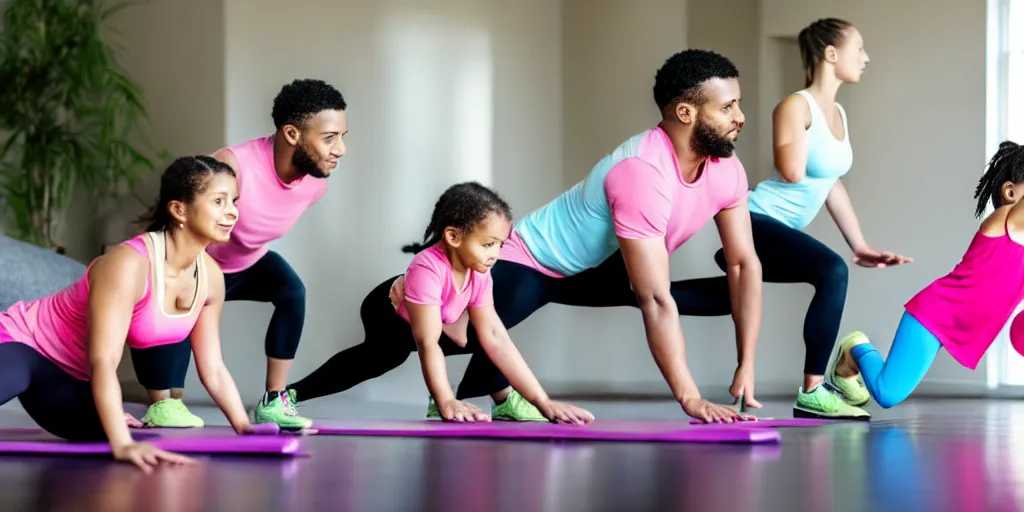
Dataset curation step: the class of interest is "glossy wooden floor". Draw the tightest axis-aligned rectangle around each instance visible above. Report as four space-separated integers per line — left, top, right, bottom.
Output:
0 398 1021 512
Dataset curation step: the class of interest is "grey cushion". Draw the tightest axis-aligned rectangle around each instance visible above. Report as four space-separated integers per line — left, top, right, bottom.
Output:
0 235 87 310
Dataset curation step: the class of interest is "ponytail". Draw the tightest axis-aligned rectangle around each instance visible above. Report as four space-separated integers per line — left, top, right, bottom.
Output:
401 182 512 256
137 196 173 232
798 18 853 87
135 155 236 233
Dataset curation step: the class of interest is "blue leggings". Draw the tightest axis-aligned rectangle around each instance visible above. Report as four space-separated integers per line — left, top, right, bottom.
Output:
851 311 942 409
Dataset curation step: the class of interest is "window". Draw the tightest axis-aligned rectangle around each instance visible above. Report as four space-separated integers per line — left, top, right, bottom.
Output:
989 0 1024 388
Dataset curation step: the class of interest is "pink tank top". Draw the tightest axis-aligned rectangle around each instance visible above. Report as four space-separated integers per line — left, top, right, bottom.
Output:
904 215 1024 369
0 232 208 380
204 136 328 273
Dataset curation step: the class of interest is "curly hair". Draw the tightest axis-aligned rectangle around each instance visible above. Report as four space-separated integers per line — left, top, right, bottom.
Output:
402 182 513 254
271 79 347 130
653 49 739 111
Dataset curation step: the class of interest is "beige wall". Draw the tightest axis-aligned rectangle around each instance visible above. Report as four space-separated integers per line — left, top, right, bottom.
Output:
97 0 989 404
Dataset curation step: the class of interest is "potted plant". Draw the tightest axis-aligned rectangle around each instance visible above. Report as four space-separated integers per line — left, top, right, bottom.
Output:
0 0 164 253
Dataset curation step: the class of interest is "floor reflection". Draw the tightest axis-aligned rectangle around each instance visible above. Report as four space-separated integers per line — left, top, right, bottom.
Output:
2 400 1024 511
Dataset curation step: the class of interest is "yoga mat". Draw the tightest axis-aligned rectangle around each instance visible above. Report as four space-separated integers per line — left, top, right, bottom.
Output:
689 418 832 428
0 430 305 456
312 420 780 444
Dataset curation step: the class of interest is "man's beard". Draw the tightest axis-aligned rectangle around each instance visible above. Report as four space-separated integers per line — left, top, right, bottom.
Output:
293 143 328 179
691 118 736 159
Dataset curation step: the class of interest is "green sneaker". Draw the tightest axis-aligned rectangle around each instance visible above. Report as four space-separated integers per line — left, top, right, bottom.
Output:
254 390 312 430
794 384 871 420
492 390 547 422
140 399 205 428
824 331 872 406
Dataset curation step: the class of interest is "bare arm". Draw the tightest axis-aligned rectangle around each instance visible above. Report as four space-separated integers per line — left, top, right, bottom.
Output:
772 94 812 183
618 237 701 403
714 201 762 369
190 255 250 433
469 305 593 424
468 305 550 408
406 303 456 405
86 246 149 451
825 180 870 253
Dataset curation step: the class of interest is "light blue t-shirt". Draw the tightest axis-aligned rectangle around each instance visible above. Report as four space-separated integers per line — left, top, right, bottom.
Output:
747 90 853 230
508 127 749 277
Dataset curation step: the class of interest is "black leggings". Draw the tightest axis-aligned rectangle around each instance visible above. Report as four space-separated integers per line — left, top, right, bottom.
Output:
286 277 494 402
0 342 105 441
687 212 849 375
130 250 307 390
446 212 850 399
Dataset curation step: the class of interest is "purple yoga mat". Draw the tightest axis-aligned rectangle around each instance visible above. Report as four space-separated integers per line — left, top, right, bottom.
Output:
0 430 304 456
689 418 832 428
312 420 780 444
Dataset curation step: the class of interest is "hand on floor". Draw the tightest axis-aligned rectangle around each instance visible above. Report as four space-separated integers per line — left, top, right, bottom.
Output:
729 366 763 410
438 399 491 422
113 441 195 474
681 397 754 423
538 401 595 425
125 413 143 429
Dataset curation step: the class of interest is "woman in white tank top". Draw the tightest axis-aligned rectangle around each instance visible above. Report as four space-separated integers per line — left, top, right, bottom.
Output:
749 18 913 419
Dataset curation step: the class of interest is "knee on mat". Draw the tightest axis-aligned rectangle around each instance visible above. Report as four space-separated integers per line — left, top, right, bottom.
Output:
20 399 104 442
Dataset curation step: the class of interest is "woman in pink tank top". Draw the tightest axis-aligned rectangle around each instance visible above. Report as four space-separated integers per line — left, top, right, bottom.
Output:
287 182 594 424
0 156 261 472
823 142 1024 409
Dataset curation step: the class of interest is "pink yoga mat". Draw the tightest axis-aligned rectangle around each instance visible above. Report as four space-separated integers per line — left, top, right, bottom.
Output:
0 430 305 456
312 420 780 444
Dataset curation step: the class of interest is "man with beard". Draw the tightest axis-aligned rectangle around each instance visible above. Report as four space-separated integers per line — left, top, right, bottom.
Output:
387 49 764 423
128 79 346 430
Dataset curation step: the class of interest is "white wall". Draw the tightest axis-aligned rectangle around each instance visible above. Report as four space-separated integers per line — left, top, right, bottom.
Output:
553 0 692 395
102 0 989 404
210 0 566 404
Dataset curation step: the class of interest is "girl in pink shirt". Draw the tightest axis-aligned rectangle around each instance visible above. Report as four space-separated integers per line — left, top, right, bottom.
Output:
827 142 1024 408
288 182 593 424
0 156 258 472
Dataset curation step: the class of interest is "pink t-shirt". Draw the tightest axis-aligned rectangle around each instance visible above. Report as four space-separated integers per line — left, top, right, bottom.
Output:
904 217 1024 370
0 233 207 380
205 136 328 273
506 126 749 277
394 244 494 328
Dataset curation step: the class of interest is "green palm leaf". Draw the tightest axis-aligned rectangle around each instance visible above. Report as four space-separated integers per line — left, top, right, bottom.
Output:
0 0 162 251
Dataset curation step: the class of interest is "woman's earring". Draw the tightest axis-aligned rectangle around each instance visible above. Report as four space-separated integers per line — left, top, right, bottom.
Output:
179 223 184 229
